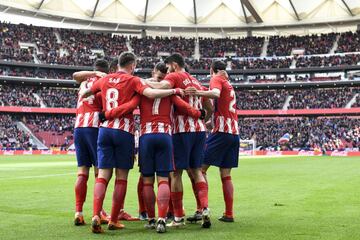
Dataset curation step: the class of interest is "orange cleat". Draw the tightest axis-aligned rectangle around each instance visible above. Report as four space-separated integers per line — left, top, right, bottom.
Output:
100 211 109 224
91 215 104 234
118 210 140 221
108 221 125 230
74 213 85 226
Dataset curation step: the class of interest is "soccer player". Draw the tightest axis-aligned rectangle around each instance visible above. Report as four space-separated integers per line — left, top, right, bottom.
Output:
72 59 109 226
105 62 205 233
145 53 213 228
80 52 184 234
185 60 239 222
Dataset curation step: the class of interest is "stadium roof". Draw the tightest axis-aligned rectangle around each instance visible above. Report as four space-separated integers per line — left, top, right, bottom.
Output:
1 0 360 32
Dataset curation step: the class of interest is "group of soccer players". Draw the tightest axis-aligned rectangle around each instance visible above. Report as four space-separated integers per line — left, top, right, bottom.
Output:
72 51 239 234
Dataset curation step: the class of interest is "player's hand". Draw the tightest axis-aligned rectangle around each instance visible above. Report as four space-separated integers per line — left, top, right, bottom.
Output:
184 87 197 95
99 112 107 123
174 88 184 97
217 70 229 79
94 71 107 78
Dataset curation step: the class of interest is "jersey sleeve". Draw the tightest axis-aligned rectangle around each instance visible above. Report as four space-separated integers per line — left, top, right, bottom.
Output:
209 76 223 91
170 95 201 118
90 78 103 94
163 73 178 88
133 77 149 95
105 94 141 120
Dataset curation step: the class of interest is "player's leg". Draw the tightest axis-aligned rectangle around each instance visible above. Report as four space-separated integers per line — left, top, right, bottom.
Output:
156 175 170 233
142 176 156 229
218 134 239 223
137 175 147 220
91 128 114 233
108 129 135 230
187 169 202 213
167 133 190 227
93 167 109 224
189 132 211 228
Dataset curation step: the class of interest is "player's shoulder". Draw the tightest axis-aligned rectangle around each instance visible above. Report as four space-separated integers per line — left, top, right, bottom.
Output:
211 75 226 83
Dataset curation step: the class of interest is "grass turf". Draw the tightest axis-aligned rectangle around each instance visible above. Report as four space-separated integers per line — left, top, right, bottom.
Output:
0 155 359 240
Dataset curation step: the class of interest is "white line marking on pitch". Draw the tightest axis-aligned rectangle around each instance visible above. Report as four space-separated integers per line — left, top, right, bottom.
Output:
0 172 74 181
0 161 76 169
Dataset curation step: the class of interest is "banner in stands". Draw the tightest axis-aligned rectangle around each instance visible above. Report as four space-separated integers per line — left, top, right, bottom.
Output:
1 150 360 156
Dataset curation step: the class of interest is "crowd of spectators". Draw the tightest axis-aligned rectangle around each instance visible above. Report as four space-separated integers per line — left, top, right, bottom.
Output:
231 57 292 69
0 66 73 79
37 87 77 108
239 117 360 150
267 33 338 56
236 89 288 110
130 36 195 58
0 84 39 107
199 36 264 58
296 54 360 68
336 31 360 53
24 114 74 134
0 114 32 150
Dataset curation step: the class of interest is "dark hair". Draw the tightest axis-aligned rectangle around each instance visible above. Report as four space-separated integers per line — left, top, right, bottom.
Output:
211 60 226 73
94 59 109 73
164 53 185 68
109 58 118 73
118 52 136 68
154 62 168 74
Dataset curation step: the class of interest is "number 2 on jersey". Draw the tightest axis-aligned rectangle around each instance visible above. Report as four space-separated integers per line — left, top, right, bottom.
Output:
229 90 236 113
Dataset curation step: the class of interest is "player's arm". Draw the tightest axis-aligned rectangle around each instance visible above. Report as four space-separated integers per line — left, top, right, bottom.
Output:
103 94 141 120
145 79 172 89
203 98 214 122
187 88 221 99
73 71 106 84
142 88 183 99
80 78 102 98
170 95 205 119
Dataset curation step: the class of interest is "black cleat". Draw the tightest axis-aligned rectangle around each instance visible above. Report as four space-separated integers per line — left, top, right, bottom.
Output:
218 215 234 223
156 219 167 233
201 208 211 228
186 211 202 223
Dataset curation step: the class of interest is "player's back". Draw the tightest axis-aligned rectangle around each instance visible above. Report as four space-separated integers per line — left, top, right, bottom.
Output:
165 71 205 133
75 76 102 128
210 75 238 135
139 95 172 135
99 71 142 134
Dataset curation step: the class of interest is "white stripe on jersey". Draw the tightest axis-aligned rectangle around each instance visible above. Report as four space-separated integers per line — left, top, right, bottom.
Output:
124 118 130 132
226 118 232 134
188 117 195 132
75 114 81 128
102 120 109 128
219 116 225 132
146 122 152 134
158 122 165 133
83 112 90 127
178 116 185 132
234 120 239 134
92 112 99 127
198 119 206 131
113 118 120 129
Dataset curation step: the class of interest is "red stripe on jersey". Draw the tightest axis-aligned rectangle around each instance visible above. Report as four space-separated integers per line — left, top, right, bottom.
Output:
140 122 172 136
172 115 206 134
212 116 239 135
75 112 100 128
101 117 135 134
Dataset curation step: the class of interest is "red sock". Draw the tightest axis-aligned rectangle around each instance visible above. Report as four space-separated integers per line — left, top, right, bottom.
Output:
171 192 183 218
137 176 146 213
93 178 108 217
222 176 234 217
110 179 127 222
143 183 156 219
157 181 170 218
195 181 208 209
190 178 202 211
75 174 89 212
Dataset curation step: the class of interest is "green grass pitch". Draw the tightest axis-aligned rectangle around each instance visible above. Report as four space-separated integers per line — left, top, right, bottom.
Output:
0 155 359 240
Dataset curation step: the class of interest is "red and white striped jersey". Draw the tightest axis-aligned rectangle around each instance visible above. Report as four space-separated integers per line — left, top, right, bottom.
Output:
90 71 147 134
210 75 239 135
75 76 102 128
163 71 206 133
139 94 201 136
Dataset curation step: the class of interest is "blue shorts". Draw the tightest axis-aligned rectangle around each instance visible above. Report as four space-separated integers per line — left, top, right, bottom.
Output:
204 132 239 168
139 133 173 177
172 132 206 170
74 127 99 167
97 128 135 169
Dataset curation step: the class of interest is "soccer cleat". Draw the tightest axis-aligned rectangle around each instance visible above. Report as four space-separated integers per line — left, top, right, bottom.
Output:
166 212 174 222
91 216 103 234
144 219 156 229
166 218 185 228
139 211 148 221
108 221 125 230
156 219 167 233
186 211 202 223
74 213 85 226
201 208 211 228
100 211 109 224
218 215 234 223
118 210 140 221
